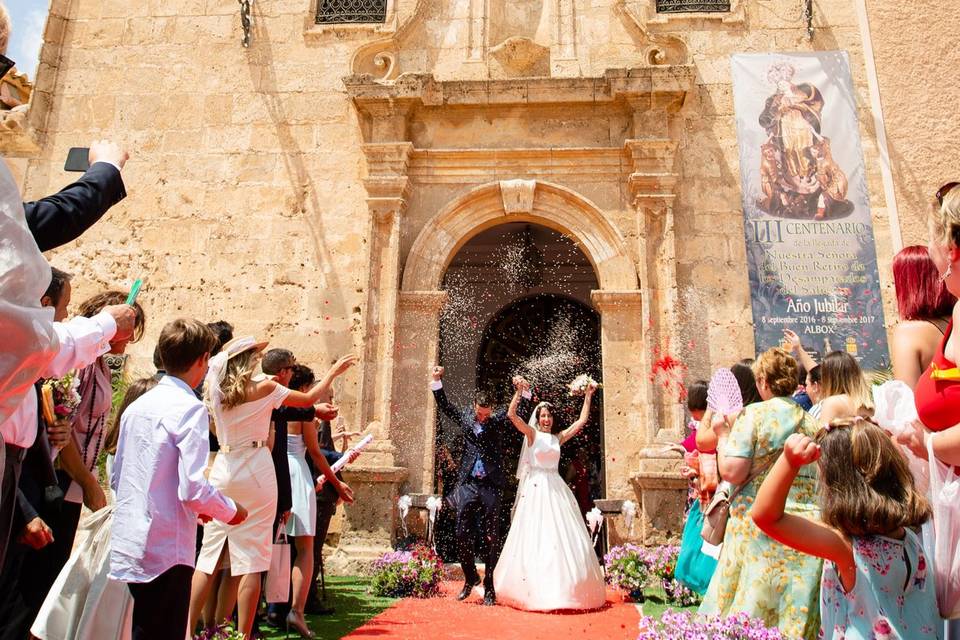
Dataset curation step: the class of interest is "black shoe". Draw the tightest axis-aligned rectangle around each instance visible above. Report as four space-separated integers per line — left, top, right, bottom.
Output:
483 588 496 606
457 579 480 601
265 611 284 628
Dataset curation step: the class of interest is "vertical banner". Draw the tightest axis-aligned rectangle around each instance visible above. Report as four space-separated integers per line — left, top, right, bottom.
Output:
731 52 889 370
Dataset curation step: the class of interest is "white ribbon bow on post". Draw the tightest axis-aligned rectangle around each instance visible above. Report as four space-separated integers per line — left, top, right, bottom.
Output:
397 495 412 537
425 496 442 547
586 507 604 545
621 500 637 537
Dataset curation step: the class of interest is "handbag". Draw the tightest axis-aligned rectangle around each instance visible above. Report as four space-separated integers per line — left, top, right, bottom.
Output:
700 455 778 546
926 435 960 619
265 530 291 604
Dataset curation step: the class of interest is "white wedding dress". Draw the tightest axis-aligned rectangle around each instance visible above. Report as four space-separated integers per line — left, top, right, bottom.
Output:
493 430 606 611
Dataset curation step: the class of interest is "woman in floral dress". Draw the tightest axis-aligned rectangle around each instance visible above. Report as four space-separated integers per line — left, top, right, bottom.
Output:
698 348 822 639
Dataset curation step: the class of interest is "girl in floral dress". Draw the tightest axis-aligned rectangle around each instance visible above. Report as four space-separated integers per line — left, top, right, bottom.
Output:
752 417 940 640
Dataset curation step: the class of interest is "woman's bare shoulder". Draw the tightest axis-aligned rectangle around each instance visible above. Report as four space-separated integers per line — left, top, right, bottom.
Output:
246 378 278 402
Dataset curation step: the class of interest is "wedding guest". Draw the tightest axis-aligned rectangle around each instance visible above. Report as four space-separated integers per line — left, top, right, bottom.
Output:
815 351 874 425
891 245 955 388
110 319 247 640
30 377 158 640
784 330 872 424
282 365 352 637
698 348 822 639
188 343 356 638
305 384 360 616
0 268 77 639
752 419 939 640
51 291 145 582
0 291 134 568
900 183 960 468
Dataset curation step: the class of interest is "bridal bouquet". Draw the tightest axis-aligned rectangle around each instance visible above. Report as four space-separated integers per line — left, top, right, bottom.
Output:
568 374 601 396
40 371 81 425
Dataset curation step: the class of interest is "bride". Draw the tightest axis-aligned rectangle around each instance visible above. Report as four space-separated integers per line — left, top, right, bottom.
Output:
492 379 606 611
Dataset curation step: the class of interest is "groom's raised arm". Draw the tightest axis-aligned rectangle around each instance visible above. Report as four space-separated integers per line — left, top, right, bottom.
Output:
429 366 463 424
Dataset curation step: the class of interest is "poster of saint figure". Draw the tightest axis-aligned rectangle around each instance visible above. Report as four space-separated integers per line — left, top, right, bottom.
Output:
732 52 889 371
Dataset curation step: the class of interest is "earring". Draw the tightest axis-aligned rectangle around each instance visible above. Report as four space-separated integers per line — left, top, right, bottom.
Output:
942 265 953 282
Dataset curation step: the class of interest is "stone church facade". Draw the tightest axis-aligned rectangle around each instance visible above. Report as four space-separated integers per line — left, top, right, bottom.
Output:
4 0 958 565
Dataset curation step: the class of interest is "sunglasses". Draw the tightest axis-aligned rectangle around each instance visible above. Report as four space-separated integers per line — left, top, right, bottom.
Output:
936 182 959 206
0 55 14 80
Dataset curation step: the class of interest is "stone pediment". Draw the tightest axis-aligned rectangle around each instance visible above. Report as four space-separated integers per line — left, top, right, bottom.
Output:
348 0 691 82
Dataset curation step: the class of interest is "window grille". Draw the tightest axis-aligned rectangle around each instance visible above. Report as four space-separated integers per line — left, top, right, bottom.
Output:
655 0 730 13
315 0 388 24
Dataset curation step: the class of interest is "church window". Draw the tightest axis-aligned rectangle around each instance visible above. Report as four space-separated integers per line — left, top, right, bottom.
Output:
315 0 388 24
655 0 731 13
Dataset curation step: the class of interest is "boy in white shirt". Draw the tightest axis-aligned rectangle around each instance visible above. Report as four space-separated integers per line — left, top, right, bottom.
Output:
110 319 247 640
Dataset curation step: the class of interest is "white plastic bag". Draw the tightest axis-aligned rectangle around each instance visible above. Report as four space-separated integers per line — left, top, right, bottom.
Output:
265 532 291 604
873 381 929 495
927 435 960 619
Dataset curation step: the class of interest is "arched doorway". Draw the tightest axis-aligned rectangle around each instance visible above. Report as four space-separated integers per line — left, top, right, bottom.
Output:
432 222 603 559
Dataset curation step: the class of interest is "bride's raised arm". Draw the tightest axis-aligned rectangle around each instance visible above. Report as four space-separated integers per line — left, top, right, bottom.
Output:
507 384 535 445
559 383 596 445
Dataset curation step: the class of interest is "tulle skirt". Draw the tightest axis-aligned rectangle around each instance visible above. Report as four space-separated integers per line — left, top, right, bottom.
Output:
493 467 606 611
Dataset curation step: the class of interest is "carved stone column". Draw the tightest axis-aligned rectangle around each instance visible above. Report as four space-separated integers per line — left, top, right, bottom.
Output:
625 138 681 443
390 291 448 493
356 142 414 468
590 290 646 503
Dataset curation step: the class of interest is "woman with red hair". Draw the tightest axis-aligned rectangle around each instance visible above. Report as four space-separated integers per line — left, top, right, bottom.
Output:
891 245 956 388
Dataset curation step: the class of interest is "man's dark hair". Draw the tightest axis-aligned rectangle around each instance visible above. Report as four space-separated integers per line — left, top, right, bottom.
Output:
686 379 708 412
152 343 163 370
289 364 315 391
158 319 217 375
43 267 71 306
474 391 494 408
797 363 808 387
262 348 295 375
206 320 234 356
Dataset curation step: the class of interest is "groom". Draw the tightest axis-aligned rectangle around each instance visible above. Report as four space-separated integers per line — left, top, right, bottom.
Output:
429 367 527 606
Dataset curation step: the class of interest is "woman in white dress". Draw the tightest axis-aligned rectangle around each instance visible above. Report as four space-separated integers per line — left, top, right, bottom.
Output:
493 381 606 611
187 338 356 638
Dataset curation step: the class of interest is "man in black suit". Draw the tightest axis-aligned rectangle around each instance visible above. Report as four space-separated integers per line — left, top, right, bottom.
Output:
430 366 527 606
24 140 128 252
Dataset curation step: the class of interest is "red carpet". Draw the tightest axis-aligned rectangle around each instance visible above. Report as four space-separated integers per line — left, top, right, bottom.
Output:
343 581 640 640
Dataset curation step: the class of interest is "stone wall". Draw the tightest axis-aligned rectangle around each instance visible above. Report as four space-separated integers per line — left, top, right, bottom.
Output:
14 0 954 552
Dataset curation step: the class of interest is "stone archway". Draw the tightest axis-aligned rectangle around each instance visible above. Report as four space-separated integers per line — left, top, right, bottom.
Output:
390 179 648 508
401 180 637 292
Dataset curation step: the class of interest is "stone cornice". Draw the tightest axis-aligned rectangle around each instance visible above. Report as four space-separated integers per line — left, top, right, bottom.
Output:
346 67 694 109
398 290 448 314
590 289 645 312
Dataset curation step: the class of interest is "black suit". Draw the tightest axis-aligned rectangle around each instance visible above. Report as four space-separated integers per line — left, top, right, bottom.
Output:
24 162 126 252
432 385 522 591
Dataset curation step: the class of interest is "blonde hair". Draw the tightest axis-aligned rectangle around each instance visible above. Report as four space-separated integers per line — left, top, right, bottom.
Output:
819 351 874 415
751 348 798 397
213 349 260 409
931 188 960 249
0 4 10 56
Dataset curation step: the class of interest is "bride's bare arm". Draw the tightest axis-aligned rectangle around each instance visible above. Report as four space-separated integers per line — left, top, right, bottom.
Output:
507 387 535 445
559 384 595 445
